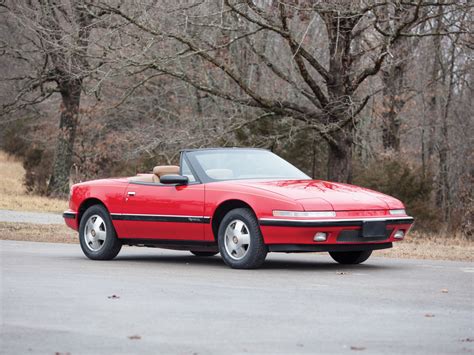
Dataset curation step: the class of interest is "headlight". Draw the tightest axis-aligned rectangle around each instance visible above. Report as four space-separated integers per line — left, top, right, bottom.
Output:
273 210 336 218
389 209 406 215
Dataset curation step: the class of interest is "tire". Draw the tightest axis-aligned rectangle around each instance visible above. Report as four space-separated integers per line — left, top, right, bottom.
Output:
217 208 267 269
79 204 122 260
329 250 372 264
190 251 218 257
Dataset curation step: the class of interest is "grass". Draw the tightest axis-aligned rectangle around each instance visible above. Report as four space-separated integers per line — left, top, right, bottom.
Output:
0 151 67 213
376 231 473 262
0 222 77 244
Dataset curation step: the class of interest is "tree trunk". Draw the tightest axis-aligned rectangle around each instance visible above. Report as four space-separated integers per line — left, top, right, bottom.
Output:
321 11 358 183
327 128 353 183
47 79 82 196
381 107 401 151
381 63 405 152
437 36 456 224
426 6 444 163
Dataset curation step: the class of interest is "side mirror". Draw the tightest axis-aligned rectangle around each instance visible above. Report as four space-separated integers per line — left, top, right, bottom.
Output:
160 174 189 185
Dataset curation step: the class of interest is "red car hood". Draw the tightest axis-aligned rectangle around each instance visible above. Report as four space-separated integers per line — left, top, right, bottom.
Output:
234 179 403 211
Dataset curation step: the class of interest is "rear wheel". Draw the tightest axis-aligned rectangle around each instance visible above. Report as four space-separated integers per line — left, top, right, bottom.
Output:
79 205 122 260
217 208 267 269
190 251 218 257
329 250 372 264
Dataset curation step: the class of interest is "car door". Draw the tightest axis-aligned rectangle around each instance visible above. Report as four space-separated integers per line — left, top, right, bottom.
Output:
116 166 206 241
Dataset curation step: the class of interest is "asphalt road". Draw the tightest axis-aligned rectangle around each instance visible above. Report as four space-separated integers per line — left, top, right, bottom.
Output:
1 240 473 355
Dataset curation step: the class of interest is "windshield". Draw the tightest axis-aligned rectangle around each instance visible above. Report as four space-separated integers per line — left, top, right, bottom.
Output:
189 149 310 181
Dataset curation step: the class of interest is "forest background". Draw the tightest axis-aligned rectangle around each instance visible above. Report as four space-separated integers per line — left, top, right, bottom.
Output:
0 0 472 238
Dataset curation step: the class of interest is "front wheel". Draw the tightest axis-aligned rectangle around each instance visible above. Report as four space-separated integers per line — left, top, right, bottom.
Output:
329 250 372 264
218 208 267 269
79 205 122 260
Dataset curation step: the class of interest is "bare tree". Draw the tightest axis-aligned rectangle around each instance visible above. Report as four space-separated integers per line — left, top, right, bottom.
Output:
0 0 108 196
96 0 467 182
378 5 419 152
0 0 471 236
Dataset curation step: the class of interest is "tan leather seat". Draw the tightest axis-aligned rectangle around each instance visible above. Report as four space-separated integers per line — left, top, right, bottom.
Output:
129 166 180 183
128 174 154 183
152 165 180 183
153 165 180 177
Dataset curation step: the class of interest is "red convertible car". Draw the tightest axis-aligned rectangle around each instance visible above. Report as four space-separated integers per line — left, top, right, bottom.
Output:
64 148 414 269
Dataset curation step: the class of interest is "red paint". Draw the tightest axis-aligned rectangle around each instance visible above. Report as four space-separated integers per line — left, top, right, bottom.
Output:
65 177 413 247
121 183 205 240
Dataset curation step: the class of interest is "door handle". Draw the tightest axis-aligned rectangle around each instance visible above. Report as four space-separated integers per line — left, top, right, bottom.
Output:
127 191 136 196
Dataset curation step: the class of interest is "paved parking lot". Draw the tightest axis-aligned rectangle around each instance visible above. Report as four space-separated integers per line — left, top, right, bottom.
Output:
1 240 473 354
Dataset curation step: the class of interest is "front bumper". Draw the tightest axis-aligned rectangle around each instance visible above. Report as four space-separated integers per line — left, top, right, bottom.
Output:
63 210 78 230
268 242 393 253
258 216 414 250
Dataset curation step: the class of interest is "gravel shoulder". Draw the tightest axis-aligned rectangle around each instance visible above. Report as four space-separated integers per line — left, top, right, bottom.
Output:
0 209 63 224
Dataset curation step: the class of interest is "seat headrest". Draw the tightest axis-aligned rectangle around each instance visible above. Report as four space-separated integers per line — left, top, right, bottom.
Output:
153 165 180 178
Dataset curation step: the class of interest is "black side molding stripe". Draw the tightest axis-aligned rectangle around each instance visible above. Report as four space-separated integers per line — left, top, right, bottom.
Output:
259 218 414 227
111 214 211 224
121 239 216 246
63 212 76 219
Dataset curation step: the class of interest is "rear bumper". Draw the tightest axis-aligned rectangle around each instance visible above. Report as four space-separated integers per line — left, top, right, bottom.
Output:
259 216 414 247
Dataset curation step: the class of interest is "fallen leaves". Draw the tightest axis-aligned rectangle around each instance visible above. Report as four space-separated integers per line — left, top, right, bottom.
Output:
424 313 435 318
128 335 142 340
350 346 366 351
